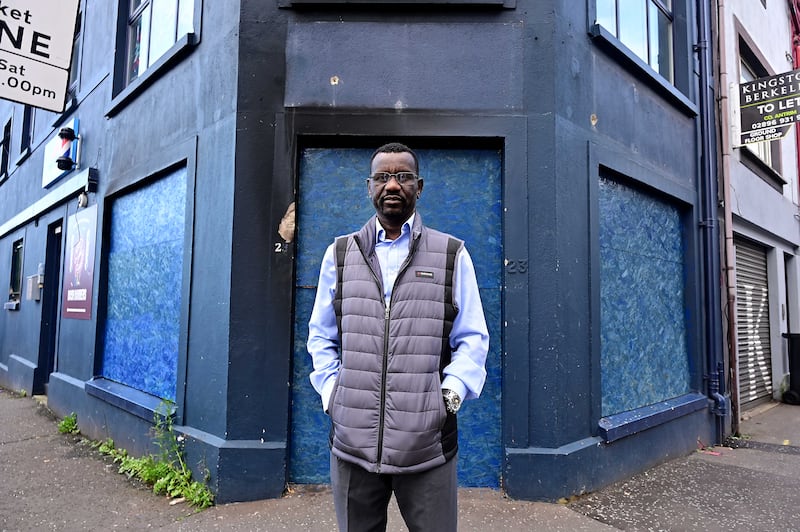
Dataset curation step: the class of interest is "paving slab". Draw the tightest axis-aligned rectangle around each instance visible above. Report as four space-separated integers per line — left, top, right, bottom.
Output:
568 442 800 531
739 402 800 447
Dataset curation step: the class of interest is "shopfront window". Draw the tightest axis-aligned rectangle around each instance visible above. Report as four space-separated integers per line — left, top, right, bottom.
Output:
598 176 690 415
101 167 187 400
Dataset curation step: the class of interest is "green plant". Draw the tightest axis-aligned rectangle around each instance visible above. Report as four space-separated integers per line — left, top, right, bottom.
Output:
58 412 79 434
17 389 27 397
96 437 116 455
93 403 214 508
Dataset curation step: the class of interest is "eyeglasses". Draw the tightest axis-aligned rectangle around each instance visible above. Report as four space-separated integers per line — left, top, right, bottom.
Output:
369 172 419 185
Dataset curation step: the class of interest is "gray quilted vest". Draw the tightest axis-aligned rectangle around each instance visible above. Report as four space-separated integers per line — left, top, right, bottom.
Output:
329 214 462 474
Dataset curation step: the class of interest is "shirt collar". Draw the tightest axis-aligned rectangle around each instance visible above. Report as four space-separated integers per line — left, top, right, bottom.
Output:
376 212 415 243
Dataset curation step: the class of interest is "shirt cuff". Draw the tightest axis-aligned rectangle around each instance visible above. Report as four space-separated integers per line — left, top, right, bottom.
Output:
321 377 336 413
441 376 468 403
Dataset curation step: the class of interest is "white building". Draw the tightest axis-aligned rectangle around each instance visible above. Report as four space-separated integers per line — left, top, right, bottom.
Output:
716 0 800 430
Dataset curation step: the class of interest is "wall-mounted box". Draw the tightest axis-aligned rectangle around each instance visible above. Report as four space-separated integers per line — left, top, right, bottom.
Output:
26 274 42 301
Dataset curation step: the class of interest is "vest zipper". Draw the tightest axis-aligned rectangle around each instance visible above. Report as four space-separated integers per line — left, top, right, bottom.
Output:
354 239 392 471
376 303 390 471
376 239 419 470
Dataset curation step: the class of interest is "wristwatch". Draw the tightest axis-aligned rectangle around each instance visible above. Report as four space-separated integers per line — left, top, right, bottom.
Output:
442 389 462 414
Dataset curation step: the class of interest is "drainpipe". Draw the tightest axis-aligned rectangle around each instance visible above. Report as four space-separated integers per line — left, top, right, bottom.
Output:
698 0 728 443
715 0 740 436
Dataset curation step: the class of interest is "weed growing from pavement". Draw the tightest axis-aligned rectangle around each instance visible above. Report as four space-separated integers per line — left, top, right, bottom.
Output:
58 412 80 434
724 433 752 448
92 401 214 509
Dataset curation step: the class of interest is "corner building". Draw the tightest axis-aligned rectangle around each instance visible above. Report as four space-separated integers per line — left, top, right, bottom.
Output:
0 0 725 502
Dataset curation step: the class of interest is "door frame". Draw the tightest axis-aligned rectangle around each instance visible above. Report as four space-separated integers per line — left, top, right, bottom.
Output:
274 111 529 483
36 219 64 394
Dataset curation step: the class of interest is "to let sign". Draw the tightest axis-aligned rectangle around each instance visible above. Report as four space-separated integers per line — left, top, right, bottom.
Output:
737 68 800 146
0 0 79 112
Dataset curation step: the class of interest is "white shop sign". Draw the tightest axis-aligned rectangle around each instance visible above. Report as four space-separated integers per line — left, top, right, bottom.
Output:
0 0 80 112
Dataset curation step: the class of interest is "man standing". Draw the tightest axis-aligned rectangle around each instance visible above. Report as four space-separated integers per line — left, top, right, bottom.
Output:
307 142 489 532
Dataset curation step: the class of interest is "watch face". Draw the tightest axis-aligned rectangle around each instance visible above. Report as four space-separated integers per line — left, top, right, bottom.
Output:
444 390 461 413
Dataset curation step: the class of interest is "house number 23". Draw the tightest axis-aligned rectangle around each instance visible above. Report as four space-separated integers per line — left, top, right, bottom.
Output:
506 260 528 274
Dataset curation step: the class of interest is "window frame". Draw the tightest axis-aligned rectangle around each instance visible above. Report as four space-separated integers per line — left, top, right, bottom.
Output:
0 118 12 183
587 141 704 439
107 0 202 117
736 23 785 191
596 0 675 83
100 165 187 401
588 0 696 114
90 136 198 424
9 238 23 303
67 3 84 99
597 171 692 416
51 0 85 122
16 106 34 166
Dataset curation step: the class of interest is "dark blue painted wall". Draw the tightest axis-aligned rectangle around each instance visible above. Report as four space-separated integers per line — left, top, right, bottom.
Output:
0 0 720 504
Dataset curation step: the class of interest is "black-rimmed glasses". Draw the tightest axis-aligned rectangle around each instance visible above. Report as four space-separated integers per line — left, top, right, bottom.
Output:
368 172 419 185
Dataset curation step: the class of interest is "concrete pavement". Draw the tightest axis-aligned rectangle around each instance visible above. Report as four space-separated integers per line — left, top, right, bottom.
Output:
1 386 799 531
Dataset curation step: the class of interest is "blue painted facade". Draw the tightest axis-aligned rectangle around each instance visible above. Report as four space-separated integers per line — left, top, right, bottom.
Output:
0 0 725 504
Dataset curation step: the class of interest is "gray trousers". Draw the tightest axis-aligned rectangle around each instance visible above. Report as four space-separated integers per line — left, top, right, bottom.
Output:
330 453 458 532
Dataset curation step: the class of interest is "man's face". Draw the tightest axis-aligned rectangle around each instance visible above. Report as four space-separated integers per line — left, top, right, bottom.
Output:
368 151 424 226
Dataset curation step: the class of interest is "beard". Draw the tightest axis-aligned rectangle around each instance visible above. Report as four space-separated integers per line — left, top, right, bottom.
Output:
376 194 413 224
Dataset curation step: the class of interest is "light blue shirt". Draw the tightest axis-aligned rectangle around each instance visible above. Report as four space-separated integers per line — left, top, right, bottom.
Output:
307 214 489 412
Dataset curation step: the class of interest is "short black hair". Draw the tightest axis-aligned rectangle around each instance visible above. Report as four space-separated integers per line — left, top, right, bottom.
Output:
370 142 419 173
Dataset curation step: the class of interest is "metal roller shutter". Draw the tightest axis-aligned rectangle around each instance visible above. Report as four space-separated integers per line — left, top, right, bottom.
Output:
735 238 773 409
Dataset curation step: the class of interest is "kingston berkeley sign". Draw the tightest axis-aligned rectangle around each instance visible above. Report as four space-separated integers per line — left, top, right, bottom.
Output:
738 68 800 146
